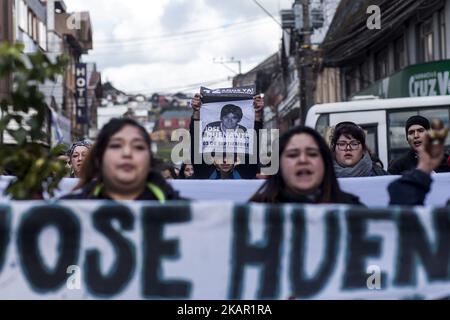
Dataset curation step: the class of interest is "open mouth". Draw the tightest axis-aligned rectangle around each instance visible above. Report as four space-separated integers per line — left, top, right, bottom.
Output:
413 141 422 147
296 169 313 177
118 164 135 171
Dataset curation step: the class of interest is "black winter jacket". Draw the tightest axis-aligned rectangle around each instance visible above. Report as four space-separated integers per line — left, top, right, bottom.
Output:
388 149 450 175
59 171 183 201
190 117 262 179
251 188 364 205
388 169 432 206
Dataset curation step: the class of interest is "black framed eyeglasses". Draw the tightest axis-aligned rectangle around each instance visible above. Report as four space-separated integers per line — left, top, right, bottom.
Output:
336 141 361 151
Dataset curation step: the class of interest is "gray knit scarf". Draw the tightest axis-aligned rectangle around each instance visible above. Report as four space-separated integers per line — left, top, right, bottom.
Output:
333 151 373 178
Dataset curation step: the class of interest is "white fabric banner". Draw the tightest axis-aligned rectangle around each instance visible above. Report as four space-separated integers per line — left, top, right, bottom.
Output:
0 202 450 299
1 173 450 206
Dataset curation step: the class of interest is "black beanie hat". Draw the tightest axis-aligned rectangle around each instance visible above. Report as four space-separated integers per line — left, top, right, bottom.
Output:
405 115 430 135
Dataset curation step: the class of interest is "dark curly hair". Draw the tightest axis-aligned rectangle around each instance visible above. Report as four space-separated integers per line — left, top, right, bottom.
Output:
330 122 366 151
220 104 243 121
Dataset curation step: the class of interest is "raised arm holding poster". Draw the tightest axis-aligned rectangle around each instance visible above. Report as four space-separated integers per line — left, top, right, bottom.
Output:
199 86 256 155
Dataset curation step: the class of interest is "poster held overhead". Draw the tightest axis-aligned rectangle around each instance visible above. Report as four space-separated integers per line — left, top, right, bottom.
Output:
199 86 256 155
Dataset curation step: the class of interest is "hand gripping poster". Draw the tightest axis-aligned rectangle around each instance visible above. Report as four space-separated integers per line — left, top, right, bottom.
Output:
199 86 256 155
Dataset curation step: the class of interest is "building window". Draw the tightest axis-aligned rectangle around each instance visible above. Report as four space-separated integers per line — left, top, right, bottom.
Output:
344 68 358 98
39 21 47 50
27 10 33 36
394 36 406 71
375 49 388 80
164 120 172 127
315 114 329 142
388 108 450 163
420 18 434 62
18 0 28 32
359 60 371 90
178 119 186 127
439 9 446 59
32 16 38 41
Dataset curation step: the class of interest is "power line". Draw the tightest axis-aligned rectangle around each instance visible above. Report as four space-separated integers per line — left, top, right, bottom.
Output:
43 16 274 49
43 17 271 49
87 22 267 56
252 0 283 29
125 77 230 94
216 62 239 75
92 16 271 47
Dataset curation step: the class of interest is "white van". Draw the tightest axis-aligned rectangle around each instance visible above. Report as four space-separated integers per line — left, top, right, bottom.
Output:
305 96 450 169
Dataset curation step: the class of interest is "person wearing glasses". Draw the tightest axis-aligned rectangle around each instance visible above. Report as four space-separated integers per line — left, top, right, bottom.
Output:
331 122 388 178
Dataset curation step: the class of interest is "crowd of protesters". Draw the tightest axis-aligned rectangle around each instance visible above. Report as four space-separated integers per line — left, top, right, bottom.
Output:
9 92 448 206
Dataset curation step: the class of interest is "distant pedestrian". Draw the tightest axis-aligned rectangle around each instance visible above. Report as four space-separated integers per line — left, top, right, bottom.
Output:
389 120 449 205
156 162 178 180
68 140 92 178
388 115 450 174
179 163 194 179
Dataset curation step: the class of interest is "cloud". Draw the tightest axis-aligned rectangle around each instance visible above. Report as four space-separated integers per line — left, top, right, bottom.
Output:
207 0 262 20
100 61 232 95
159 0 198 32
66 0 294 93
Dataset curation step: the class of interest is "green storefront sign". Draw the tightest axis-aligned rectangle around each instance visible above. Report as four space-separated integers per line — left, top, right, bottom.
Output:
353 60 450 98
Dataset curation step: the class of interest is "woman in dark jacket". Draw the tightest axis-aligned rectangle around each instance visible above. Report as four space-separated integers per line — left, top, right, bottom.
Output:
249 126 362 205
331 122 388 178
60 118 182 202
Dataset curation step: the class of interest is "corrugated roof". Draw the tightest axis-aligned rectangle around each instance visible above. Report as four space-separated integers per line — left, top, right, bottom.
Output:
321 0 428 66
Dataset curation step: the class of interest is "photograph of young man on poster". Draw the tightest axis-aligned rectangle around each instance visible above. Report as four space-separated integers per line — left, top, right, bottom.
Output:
203 104 247 134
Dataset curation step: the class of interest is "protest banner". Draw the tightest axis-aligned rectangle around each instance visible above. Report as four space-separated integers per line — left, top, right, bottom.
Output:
1 173 450 206
1 201 450 299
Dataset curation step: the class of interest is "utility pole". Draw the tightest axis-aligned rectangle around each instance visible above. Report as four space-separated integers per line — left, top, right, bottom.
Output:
295 0 314 125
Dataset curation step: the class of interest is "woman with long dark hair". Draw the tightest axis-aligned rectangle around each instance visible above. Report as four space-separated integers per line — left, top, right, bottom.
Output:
249 126 362 204
178 163 194 179
60 118 181 201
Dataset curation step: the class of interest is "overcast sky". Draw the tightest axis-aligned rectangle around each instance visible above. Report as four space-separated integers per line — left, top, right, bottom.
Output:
66 0 334 95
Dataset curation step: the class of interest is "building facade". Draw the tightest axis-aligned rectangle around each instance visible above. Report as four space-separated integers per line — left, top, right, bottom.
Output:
54 6 97 140
237 0 450 134
0 0 99 145
154 109 192 142
320 0 450 102
0 0 14 101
